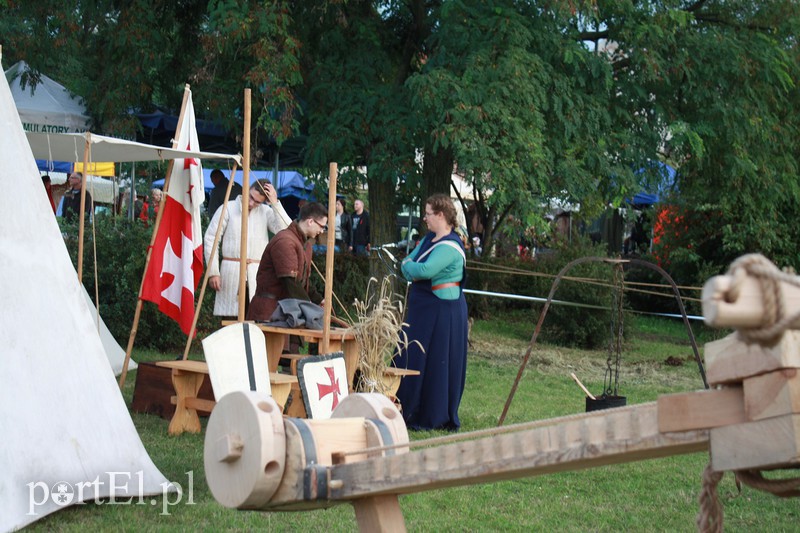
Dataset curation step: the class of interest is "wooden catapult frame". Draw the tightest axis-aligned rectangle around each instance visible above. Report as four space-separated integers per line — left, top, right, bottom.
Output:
204 254 800 531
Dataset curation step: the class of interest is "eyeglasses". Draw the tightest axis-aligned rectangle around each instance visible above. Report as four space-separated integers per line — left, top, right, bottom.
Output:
424 211 438 219
311 219 328 231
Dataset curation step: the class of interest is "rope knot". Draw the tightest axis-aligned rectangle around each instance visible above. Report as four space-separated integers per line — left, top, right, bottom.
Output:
726 254 800 344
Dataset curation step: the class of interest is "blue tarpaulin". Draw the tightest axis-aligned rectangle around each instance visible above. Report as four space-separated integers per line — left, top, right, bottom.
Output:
628 161 676 206
153 168 315 200
36 159 73 173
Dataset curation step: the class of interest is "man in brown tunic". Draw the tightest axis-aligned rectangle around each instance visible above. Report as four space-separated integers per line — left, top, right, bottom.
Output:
247 202 328 322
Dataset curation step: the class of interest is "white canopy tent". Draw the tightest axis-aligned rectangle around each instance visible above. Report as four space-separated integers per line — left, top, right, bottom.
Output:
1 60 171 530
5 60 89 134
26 131 242 165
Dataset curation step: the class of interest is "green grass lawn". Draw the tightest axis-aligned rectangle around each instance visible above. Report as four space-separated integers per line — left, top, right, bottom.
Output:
28 314 800 531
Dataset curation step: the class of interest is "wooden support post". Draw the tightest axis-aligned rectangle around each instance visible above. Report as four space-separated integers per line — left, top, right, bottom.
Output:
352 495 407 533
322 162 338 354
76 135 92 282
238 88 252 322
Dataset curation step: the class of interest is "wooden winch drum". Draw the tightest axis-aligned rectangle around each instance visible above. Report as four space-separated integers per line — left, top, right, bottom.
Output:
204 391 409 511
586 394 627 412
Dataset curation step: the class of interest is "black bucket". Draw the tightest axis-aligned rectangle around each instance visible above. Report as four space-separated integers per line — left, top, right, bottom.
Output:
586 394 627 412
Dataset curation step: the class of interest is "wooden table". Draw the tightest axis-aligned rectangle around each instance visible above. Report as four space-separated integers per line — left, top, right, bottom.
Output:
223 322 360 391
155 360 296 435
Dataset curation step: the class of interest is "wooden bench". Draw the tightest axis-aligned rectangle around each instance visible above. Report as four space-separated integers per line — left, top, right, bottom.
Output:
155 360 297 435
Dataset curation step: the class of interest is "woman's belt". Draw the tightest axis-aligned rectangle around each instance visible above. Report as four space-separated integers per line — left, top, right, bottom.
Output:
222 257 260 264
431 282 460 291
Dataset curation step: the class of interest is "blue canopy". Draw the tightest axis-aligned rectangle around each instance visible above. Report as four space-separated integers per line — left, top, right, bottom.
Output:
153 169 315 200
36 159 73 173
628 161 676 206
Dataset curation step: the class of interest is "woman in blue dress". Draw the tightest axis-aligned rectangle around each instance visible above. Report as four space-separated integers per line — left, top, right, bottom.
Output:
395 194 468 431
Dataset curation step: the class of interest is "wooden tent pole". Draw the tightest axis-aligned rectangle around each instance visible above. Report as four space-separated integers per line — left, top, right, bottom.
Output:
119 84 192 389
321 162 338 353
76 135 91 282
182 162 240 360
237 89 252 322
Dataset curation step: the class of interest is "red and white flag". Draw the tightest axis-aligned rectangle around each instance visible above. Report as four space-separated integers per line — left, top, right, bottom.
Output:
141 91 205 335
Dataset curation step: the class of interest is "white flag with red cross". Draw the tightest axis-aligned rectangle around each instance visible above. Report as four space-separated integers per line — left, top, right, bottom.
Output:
141 91 205 335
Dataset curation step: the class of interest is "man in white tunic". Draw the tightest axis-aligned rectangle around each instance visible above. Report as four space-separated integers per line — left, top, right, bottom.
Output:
204 179 292 316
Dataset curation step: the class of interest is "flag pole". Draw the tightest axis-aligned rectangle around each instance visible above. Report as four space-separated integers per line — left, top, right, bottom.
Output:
119 84 192 389
237 88 252 321
182 162 240 360
77 135 91 281
321 162 338 353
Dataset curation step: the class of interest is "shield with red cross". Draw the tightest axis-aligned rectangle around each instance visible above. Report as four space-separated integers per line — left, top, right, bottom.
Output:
296 352 349 419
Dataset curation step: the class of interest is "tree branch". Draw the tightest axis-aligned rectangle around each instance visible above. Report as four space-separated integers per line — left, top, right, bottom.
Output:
578 29 609 42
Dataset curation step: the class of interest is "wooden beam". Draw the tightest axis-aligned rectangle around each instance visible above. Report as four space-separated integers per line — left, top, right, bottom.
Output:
704 331 800 385
324 403 708 501
657 387 746 432
711 414 800 471
744 369 800 421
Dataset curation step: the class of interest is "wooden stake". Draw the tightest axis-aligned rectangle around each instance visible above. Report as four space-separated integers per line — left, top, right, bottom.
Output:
119 84 192 389
321 163 338 353
237 88 252 322
182 163 240 360
570 372 596 400
76 135 91 282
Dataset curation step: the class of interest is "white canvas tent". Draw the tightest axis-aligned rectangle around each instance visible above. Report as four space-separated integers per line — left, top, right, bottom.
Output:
0 64 171 530
5 60 89 134
26 130 242 165
82 284 137 376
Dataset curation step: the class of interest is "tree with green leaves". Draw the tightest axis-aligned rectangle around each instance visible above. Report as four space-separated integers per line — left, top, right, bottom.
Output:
4 0 799 275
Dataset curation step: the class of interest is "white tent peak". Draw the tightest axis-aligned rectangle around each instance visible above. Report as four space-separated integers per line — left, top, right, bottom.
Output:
5 60 89 134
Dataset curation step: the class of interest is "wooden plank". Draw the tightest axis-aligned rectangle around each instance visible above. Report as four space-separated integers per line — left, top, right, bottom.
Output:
657 387 746 432
352 495 407 533
744 369 800 421
316 403 709 502
711 414 800 471
156 359 210 374
304 418 368 465
704 331 800 385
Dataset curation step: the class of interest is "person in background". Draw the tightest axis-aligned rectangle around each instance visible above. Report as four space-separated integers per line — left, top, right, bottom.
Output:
334 198 352 252
248 202 328 324
394 193 468 431
41 175 56 213
204 179 292 318
207 169 243 217
149 188 163 219
61 172 92 223
138 195 150 224
350 199 370 256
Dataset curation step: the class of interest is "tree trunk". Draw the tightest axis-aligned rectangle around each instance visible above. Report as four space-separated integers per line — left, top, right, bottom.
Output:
368 176 397 246
421 144 454 223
